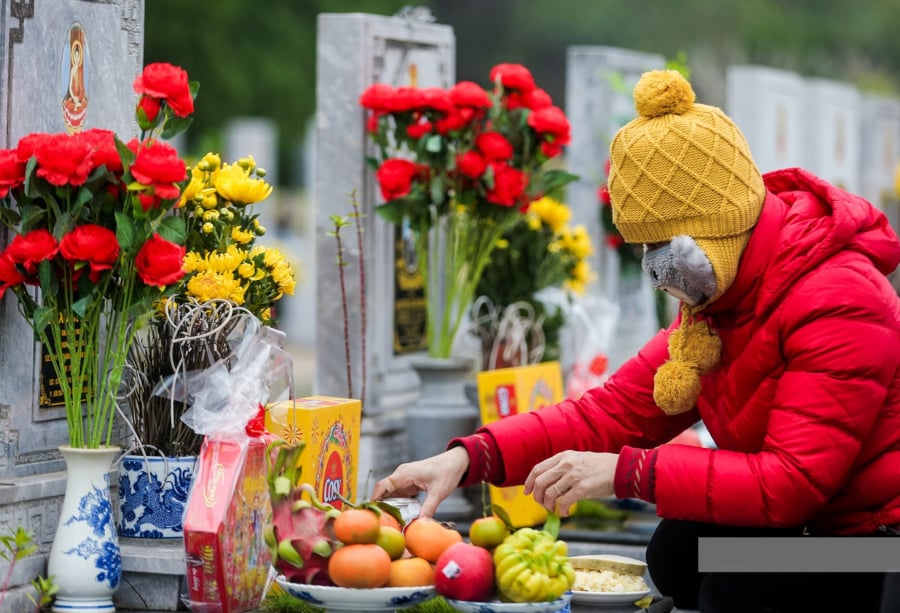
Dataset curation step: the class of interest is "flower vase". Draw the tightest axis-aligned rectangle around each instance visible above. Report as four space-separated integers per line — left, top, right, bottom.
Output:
48 445 123 613
117 453 196 538
407 356 477 520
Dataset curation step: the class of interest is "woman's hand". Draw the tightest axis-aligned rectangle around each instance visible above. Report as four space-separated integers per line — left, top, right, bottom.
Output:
371 446 470 518
524 451 619 516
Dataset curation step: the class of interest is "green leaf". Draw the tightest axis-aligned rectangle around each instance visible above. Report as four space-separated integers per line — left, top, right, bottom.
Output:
114 136 136 170
189 80 200 99
72 294 92 319
18 204 43 231
374 201 407 225
115 211 137 250
161 115 194 140
157 214 186 244
541 511 561 539
22 156 39 198
490 504 515 531
74 185 94 209
429 176 445 206
37 260 57 297
424 134 443 153
33 306 53 334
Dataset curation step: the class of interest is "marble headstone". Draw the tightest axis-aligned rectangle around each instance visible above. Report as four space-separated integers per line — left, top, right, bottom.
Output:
802 77 862 194
315 11 454 499
0 1 144 609
726 65 806 174
564 45 665 374
859 94 900 215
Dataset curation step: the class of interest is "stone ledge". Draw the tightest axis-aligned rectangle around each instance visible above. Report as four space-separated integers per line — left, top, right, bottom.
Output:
115 537 188 611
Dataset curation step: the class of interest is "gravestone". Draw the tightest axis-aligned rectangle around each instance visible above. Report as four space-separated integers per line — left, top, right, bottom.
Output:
726 65 806 173
0 3 188 611
802 78 862 194
315 12 455 502
859 94 900 222
564 46 665 374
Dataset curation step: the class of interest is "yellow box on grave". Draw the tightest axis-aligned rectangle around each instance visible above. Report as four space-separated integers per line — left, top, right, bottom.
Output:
265 396 362 510
476 362 564 528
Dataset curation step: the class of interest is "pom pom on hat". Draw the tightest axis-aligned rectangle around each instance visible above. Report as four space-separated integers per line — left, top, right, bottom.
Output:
653 360 701 416
633 69 695 118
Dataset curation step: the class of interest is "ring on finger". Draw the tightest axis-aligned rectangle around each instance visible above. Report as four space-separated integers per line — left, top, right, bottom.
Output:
553 483 562 497
385 476 398 493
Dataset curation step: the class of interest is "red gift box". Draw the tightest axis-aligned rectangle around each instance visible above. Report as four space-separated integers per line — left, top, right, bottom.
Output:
183 436 272 612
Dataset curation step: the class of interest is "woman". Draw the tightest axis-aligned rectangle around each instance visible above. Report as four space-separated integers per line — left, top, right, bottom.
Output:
373 70 900 612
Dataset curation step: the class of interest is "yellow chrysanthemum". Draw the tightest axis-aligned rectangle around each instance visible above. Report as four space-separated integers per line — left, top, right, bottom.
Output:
199 152 221 171
178 167 207 208
232 226 255 245
205 245 244 274
526 214 542 231
238 262 256 279
568 225 594 258
183 251 205 273
495 238 510 249
186 271 247 304
214 163 273 205
200 189 219 210
530 197 571 234
201 222 214 234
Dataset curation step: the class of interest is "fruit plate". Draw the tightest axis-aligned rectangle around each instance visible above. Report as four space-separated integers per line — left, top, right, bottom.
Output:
274 576 438 611
445 592 572 613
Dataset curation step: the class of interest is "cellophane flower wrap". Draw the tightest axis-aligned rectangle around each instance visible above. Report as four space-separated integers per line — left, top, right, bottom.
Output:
360 63 578 358
0 62 196 449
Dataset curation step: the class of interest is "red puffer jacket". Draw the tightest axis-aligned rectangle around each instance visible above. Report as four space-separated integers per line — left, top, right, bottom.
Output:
476 168 900 535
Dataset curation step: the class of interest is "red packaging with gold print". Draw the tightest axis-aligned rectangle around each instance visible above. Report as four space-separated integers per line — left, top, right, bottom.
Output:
183 435 271 613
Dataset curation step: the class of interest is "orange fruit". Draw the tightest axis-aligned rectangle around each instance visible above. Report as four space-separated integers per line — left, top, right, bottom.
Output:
387 556 435 587
376 526 406 560
327 543 391 588
469 516 510 549
379 511 403 531
334 508 381 545
404 517 463 563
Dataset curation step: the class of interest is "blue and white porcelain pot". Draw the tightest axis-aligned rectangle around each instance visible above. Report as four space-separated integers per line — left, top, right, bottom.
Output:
116 452 196 538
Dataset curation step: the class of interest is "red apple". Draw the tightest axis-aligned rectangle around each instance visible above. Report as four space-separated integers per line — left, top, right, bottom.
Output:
434 542 495 602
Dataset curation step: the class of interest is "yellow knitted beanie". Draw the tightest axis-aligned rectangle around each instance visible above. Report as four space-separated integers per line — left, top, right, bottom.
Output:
608 69 765 300
608 69 765 415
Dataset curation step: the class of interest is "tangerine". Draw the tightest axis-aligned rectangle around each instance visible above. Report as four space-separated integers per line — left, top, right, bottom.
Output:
327 543 391 588
379 511 403 531
387 556 435 587
333 508 381 545
404 517 463 563
469 515 510 549
376 525 406 560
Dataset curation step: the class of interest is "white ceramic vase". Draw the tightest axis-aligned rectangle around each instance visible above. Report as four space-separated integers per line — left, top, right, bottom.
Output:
48 445 122 613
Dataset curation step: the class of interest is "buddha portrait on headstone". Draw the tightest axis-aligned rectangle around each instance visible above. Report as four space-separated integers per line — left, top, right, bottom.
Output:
62 23 88 133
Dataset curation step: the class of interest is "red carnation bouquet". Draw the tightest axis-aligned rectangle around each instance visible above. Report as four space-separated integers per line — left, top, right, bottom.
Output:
360 63 577 358
0 62 197 449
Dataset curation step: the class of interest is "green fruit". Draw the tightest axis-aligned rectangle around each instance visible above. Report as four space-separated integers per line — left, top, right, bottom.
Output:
470 516 510 549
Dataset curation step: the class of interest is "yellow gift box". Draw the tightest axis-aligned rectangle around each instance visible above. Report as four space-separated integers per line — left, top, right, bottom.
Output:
476 362 564 528
265 396 362 509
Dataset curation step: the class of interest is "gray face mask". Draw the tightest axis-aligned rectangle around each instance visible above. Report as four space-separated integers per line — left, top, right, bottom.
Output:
641 236 717 306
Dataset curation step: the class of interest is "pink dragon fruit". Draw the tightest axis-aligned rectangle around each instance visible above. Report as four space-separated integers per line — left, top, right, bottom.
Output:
264 440 342 585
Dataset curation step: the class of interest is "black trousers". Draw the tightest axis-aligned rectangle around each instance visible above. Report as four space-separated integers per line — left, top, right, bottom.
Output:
645 519 888 613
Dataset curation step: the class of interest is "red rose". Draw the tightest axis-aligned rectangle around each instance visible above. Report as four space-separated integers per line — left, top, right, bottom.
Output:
366 113 381 134
136 95 162 128
435 109 468 134
375 158 418 201
420 87 454 114
137 192 161 212
449 82 491 108
133 62 194 117
359 84 395 112
135 233 186 288
33 133 94 186
606 234 625 249
6 229 59 276
456 151 487 179
476 132 514 161
406 120 433 140
0 148 26 198
486 163 526 207
540 141 564 158
129 139 187 201
527 106 571 147
489 63 536 93
504 92 527 111
60 225 120 283
597 184 611 207
523 88 553 111
389 86 425 113
15 133 52 163
77 128 123 174
0 252 27 299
